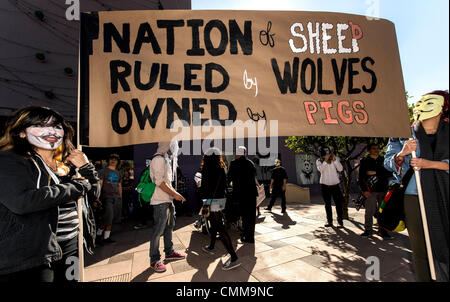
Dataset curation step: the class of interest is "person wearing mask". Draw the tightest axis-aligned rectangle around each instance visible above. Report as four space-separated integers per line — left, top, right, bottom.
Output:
97 154 122 244
384 90 449 282
200 148 241 270
359 143 392 239
265 159 288 213
228 146 258 244
0 106 99 282
148 141 186 273
316 147 345 228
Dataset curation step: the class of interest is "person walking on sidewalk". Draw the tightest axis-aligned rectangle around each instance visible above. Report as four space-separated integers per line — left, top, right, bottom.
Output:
265 159 288 213
359 143 392 239
228 146 258 243
316 147 345 228
200 148 241 270
149 141 186 273
97 154 122 244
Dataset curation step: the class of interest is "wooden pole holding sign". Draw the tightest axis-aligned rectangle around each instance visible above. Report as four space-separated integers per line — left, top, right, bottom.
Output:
411 147 437 281
77 35 85 282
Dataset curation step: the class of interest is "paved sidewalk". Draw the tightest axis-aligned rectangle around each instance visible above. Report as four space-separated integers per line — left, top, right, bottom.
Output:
84 201 416 282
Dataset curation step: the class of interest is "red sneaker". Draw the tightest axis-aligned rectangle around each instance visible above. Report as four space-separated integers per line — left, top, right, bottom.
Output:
165 251 185 261
151 260 166 273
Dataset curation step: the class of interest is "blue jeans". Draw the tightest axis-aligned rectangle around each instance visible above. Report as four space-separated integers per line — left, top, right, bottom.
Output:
149 203 175 263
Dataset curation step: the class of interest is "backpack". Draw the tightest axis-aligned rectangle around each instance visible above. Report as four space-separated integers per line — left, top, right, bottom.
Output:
376 168 414 232
136 154 163 204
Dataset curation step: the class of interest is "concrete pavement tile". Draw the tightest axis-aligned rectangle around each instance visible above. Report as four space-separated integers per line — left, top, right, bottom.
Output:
264 240 289 249
109 253 133 264
318 255 368 282
254 230 297 243
381 263 416 282
298 233 316 241
238 245 311 272
254 224 279 234
85 260 133 282
150 268 208 282
299 254 329 268
252 259 339 282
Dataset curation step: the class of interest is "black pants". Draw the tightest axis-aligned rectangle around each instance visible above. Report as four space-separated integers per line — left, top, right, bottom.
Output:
241 200 256 242
268 189 286 211
0 236 78 282
208 212 238 261
321 184 344 224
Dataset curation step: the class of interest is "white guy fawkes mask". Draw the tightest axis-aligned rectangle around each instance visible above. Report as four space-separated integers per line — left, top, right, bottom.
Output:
25 118 64 150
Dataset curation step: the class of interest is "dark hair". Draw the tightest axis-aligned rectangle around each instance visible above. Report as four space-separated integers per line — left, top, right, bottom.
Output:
427 90 449 122
108 153 120 165
0 106 75 160
201 148 226 174
367 143 380 151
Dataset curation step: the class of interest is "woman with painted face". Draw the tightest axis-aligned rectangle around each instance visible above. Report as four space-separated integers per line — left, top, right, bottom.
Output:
0 106 100 282
384 90 449 282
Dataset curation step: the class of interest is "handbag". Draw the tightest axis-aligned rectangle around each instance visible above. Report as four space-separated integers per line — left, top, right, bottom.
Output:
376 168 415 232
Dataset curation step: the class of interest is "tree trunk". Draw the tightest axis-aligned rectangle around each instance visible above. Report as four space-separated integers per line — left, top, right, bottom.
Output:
341 162 354 220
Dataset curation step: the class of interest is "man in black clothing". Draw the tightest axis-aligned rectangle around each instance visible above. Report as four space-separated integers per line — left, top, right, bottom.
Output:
228 146 258 243
265 159 288 213
359 143 392 239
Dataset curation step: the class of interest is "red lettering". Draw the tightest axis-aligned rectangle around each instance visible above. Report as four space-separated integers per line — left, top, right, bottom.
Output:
320 101 339 124
349 22 363 40
353 100 368 124
304 101 317 124
337 101 353 124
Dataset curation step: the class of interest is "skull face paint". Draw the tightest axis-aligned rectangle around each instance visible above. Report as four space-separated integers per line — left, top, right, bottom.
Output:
413 94 445 121
25 119 64 150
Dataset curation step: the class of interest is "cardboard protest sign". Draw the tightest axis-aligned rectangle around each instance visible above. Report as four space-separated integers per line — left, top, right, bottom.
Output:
79 10 411 147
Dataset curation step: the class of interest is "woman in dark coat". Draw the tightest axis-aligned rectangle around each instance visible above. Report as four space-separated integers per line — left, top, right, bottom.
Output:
0 106 99 282
200 148 240 270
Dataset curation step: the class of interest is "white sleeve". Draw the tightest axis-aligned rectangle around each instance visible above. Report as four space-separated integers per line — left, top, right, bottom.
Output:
334 157 343 172
316 159 324 173
150 157 166 186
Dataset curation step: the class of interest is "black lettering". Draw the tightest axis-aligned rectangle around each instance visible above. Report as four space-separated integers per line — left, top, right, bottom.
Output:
348 58 361 94
229 20 253 55
166 97 190 128
317 58 333 95
192 98 208 126
331 58 347 95
111 101 132 134
205 63 229 93
271 58 299 94
186 19 205 56
110 60 131 94
104 23 130 53
211 99 237 125
157 20 184 55
159 64 181 90
361 57 377 93
132 98 164 129
300 58 316 94
184 64 202 91
134 61 160 91
204 20 228 56
132 23 161 54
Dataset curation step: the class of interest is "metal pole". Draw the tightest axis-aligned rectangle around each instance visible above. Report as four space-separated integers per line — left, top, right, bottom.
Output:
411 149 437 280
